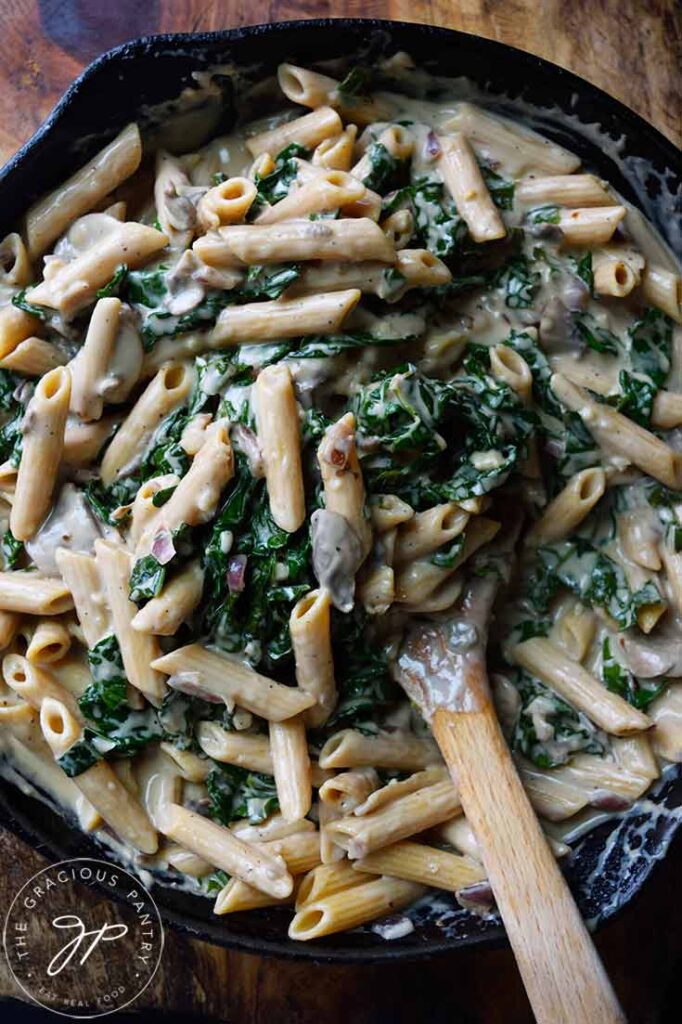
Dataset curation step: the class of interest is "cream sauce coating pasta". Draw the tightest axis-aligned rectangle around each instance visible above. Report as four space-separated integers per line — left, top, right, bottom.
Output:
0 53 680 941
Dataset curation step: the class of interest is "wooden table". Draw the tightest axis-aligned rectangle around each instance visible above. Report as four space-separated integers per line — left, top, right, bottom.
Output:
1 2 681 1021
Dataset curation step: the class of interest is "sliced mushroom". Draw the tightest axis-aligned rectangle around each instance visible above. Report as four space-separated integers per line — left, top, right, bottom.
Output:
618 633 682 679
310 508 364 612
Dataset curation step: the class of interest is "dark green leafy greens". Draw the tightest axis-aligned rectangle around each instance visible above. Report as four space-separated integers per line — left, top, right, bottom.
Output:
78 635 162 756
512 670 606 768
495 255 540 309
206 764 279 824
126 262 300 349
601 637 666 711
572 313 620 355
626 307 673 387
527 539 663 629
1 529 23 568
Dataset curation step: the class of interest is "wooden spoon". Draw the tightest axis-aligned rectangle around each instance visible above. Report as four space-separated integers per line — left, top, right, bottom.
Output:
396 571 625 1023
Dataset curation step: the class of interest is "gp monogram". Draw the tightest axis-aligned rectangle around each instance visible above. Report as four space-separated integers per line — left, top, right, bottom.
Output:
3 858 163 1017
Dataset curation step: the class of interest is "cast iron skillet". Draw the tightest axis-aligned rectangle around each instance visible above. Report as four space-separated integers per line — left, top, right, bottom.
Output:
0 19 681 962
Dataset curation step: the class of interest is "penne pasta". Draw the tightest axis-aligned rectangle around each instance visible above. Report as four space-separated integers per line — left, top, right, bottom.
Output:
11 366 71 540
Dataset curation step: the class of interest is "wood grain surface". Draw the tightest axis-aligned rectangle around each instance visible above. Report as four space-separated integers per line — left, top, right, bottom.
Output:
0 2 681 1022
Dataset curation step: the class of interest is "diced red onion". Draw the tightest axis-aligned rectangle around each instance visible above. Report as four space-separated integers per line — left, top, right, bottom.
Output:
456 881 495 915
590 790 632 812
167 671 223 703
227 554 247 593
543 437 564 459
151 529 176 565
425 131 442 159
232 424 264 478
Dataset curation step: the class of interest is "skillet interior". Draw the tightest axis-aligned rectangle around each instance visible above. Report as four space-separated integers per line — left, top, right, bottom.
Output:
0 18 680 961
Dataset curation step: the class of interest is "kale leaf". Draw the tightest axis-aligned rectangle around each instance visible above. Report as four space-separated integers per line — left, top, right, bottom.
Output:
601 637 666 711
206 763 279 824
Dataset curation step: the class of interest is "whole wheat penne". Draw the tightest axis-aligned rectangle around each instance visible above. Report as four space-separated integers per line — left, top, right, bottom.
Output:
437 131 506 243
312 126 358 170
641 265 682 322
0 232 32 287
151 642 315 721
393 504 468 566
353 766 449 816
161 802 293 899
0 306 41 361
318 412 372 558
54 550 110 647
0 572 73 616
25 124 142 258
95 540 166 706
246 106 343 158
0 610 21 651
131 560 204 635
289 589 336 727
3 653 81 719
442 102 580 176
62 414 121 468
255 364 305 533
198 724 274 773
11 366 71 540
354 840 486 893
289 876 425 940
209 290 360 348
195 218 394 267
513 637 652 735
324 778 462 858
516 174 614 208
26 221 167 318
295 861 372 910
69 297 123 420
142 422 233 548
319 768 380 813
319 729 442 770
278 64 394 125
551 373 682 489
527 468 606 546
0 337 66 376
557 206 626 247
39 697 158 853
257 170 366 225
25 619 72 664
270 716 312 822
100 362 194 484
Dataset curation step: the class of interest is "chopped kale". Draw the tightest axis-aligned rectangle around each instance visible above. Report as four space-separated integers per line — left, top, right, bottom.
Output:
569 252 594 293
528 539 663 629
480 162 514 210
495 256 540 309
601 637 666 711
96 264 128 298
206 763 279 824
361 142 403 194
626 307 673 387
11 288 50 319
607 370 656 427
78 634 162 755
253 143 310 210
335 66 373 99
572 312 620 355
526 205 561 225
1 529 23 568
512 670 607 768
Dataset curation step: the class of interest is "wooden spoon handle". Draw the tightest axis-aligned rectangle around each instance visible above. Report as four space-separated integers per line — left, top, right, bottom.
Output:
432 705 625 1024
